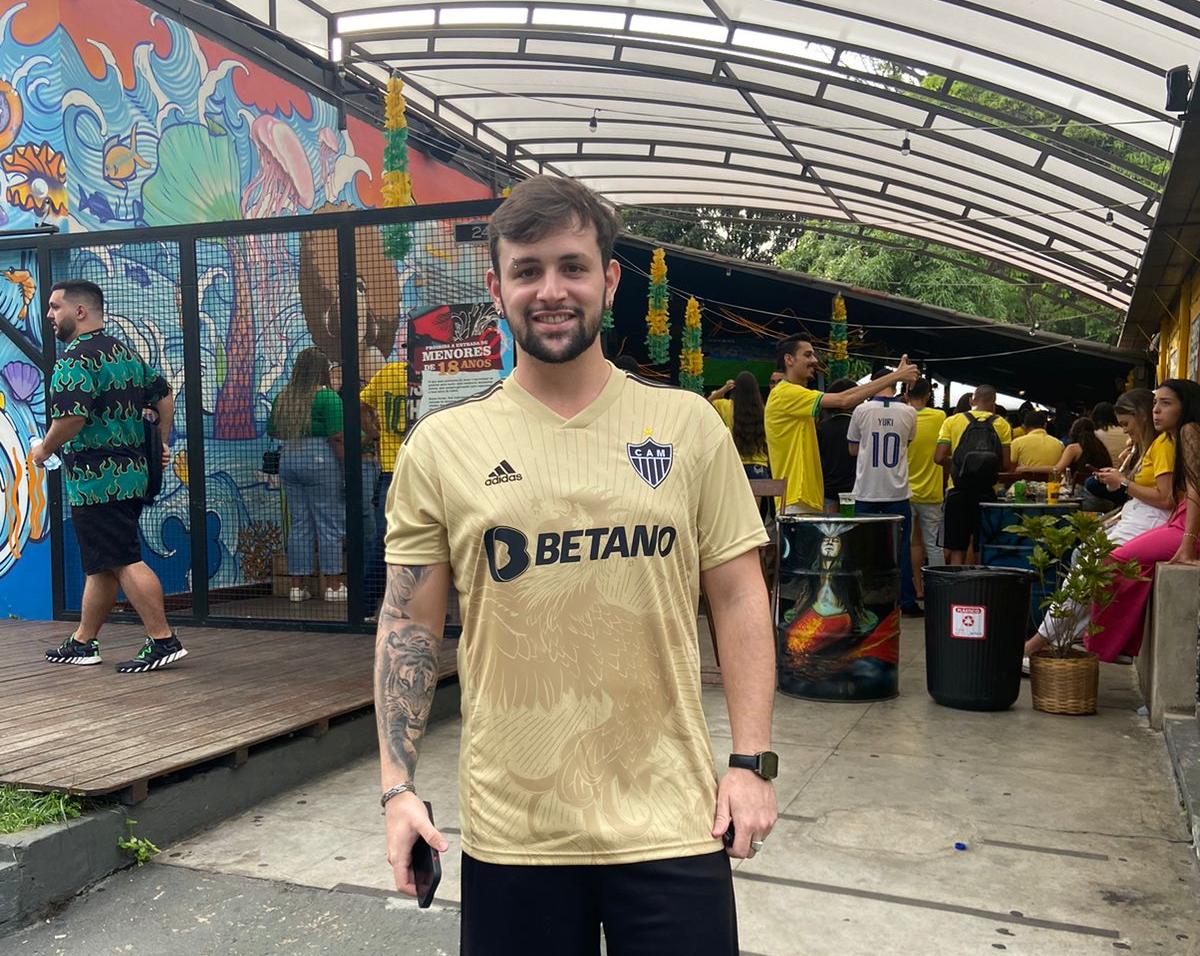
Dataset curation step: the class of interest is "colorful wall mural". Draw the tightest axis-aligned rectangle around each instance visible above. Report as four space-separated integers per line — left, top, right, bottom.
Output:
0 0 493 618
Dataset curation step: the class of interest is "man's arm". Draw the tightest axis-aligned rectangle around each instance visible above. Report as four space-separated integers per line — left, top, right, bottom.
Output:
32 416 85 465
821 356 920 411
155 391 174 445
376 562 452 895
701 548 777 859
933 441 950 467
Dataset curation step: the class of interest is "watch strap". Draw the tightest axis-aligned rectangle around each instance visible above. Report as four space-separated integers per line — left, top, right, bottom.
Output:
728 753 759 773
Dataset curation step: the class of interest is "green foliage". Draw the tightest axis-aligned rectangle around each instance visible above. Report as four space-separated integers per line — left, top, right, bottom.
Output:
0 786 85 834
118 819 160 866
621 207 806 264
1005 512 1143 657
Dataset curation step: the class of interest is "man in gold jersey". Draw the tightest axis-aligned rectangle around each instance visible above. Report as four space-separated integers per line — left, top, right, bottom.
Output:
374 176 778 954
765 336 918 513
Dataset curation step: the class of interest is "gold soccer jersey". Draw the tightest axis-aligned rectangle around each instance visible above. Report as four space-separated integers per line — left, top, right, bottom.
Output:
385 365 768 865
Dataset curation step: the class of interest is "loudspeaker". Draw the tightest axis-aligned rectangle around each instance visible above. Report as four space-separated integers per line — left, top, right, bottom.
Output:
1166 65 1191 112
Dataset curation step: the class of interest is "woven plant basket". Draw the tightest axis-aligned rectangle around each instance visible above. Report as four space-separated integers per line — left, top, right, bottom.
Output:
1030 649 1099 715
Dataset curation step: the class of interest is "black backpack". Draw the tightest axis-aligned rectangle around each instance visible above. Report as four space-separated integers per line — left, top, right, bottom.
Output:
951 413 1002 489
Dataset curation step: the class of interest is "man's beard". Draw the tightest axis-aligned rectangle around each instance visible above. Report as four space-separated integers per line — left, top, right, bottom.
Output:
507 305 601 364
54 316 76 342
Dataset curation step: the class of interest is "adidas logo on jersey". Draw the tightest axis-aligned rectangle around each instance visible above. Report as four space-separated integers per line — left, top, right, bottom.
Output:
485 460 523 485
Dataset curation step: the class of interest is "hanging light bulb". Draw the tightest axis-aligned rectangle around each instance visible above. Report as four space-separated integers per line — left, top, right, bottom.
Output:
589 109 598 133
1105 209 1114 225
900 131 911 156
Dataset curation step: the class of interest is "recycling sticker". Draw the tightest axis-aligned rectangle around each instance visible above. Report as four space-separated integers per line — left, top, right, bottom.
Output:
951 604 986 640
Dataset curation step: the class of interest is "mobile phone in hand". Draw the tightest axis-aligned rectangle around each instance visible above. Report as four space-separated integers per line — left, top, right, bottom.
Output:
412 800 442 909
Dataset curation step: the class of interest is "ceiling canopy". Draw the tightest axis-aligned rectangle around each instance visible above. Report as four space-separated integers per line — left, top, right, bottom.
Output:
229 0 1200 310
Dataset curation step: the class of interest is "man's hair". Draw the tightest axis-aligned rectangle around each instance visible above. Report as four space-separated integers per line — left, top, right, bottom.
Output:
826 377 856 393
775 334 810 372
871 366 893 381
51 279 104 315
908 378 932 401
973 385 997 407
1024 409 1048 430
488 176 623 275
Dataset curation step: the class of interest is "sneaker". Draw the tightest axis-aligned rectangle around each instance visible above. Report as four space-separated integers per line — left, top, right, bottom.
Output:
324 585 348 602
1114 653 1134 665
289 587 311 603
1021 656 1031 677
116 634 188 674
45 636 101 665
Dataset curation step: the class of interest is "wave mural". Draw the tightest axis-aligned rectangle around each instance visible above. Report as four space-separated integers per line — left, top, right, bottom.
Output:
0 0 491 616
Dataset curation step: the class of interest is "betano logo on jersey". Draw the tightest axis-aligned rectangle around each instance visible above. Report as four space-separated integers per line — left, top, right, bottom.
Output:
483 524 678 582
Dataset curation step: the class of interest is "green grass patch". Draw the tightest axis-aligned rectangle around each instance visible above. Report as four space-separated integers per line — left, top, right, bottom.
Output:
0 785 85 834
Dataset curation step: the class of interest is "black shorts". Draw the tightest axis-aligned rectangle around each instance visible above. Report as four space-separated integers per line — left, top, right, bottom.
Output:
460 849 737 956
72 499 144 574
942 487 994 552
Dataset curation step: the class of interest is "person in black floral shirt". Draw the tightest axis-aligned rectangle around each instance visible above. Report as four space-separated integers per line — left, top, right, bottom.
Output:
35 279 188 672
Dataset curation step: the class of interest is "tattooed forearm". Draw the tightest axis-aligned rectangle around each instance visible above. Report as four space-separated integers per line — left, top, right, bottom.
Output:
374 564 442 781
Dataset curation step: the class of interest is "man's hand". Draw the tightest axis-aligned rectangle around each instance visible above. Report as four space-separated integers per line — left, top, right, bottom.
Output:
161 444 171 469
30 443 48 468
895 354 920 386
384 791 450 896
710 768 777 859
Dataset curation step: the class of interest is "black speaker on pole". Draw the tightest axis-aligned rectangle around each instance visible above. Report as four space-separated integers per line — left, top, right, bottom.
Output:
1166 65 1192 113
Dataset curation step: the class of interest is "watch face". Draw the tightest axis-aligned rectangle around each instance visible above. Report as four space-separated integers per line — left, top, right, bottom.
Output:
758 751 779 779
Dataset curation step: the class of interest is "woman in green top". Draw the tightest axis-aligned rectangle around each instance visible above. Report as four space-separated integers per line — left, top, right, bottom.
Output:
269 347 346 602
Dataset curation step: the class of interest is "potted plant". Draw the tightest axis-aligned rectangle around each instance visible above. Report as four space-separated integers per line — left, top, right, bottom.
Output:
1005 511 1142 715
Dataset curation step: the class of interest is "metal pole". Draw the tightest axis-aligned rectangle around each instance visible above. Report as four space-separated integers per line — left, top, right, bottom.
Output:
337 225 364 625
179 239 209 623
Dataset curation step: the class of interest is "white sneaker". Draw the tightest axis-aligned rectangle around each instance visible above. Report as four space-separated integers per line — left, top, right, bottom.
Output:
325 585 348 602
289 587 311 603
1021 656 1031 677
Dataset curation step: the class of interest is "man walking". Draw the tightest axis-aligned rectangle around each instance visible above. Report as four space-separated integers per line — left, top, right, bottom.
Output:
765 337 918 514
934 385 1012 565
36 280 186 672
906 379 947 568
375 176 778 954
847 371 921 615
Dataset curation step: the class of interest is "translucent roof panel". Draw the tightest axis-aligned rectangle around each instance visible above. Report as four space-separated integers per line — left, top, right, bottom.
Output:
221 0 1199 306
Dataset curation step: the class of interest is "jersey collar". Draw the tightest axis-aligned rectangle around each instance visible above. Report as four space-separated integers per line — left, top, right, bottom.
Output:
501 361 626 429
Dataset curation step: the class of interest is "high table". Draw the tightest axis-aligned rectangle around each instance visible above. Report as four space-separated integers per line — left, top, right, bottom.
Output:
979 500 1081 631
775 514 902 702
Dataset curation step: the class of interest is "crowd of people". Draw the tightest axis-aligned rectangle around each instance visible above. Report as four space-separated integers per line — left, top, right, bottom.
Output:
706 341 1200 658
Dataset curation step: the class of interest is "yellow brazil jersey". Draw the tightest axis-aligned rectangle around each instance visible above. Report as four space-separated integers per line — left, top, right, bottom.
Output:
361 361 407 472
384 365 767 866
710 398 769 467
1133 433 1175 487
936 410 1013 490
764 381 823 511
909 406 947 504
1010 429 1064 469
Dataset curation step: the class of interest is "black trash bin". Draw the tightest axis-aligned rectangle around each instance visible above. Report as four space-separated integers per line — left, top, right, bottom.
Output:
922 566 1035 711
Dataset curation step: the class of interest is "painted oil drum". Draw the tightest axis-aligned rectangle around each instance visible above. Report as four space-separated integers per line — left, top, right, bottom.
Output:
775 514 903 702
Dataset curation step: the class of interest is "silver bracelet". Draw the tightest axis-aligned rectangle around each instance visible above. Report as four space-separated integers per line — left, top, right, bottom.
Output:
380 782 417 811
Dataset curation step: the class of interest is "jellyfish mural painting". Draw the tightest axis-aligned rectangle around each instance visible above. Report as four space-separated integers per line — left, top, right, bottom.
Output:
775 515 903 702
210 116 317 439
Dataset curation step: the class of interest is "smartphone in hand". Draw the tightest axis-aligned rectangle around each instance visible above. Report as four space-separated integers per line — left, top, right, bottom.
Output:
412 800 442 909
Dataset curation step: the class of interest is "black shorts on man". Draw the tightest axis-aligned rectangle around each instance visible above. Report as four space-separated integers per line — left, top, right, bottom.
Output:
72 499 144 575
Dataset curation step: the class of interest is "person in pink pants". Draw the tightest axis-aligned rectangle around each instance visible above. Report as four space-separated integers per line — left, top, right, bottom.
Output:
1086 380 1200 663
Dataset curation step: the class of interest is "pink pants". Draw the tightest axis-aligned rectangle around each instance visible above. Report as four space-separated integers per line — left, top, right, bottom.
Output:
1086 504 1186 662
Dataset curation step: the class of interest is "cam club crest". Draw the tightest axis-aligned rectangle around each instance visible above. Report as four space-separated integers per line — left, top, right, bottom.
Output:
627 437 673 488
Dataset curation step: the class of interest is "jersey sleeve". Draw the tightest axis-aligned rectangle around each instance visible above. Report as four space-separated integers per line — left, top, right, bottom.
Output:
696 422 769 571
846 406 863 445
384 432 451 565
995 417 1013 446
906 408 918 442
936 414 954 445
711 398 733 429
775 383 822 419
1151 436 1176 477
49 355 97 419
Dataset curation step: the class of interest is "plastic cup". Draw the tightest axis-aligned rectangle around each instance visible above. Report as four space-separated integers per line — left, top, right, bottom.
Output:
838 493 855 518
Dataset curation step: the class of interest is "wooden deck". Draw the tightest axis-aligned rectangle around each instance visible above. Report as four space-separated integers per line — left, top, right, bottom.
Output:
0 621 458 800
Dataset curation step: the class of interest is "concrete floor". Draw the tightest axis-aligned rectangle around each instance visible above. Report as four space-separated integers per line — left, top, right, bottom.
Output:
103 621 1200 953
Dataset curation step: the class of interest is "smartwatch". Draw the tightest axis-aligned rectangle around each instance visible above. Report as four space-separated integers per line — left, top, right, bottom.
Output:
729 751 779 780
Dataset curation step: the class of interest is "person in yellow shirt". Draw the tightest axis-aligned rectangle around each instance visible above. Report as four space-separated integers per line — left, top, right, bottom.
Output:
905 379 946 568
709 372 769 474
360 360 407 604
1011 410 1065 472
933 385 1013 565
764 336 918 513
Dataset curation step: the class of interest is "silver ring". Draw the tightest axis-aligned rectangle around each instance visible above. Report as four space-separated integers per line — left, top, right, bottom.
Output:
750 840 765 852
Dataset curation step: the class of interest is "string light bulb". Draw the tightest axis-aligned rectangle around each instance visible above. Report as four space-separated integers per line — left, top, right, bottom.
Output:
1105 209 1114 225
900 131 911 156
589 109 598 133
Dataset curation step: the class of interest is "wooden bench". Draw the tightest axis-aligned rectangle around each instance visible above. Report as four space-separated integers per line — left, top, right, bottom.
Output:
1136 564 1200 729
